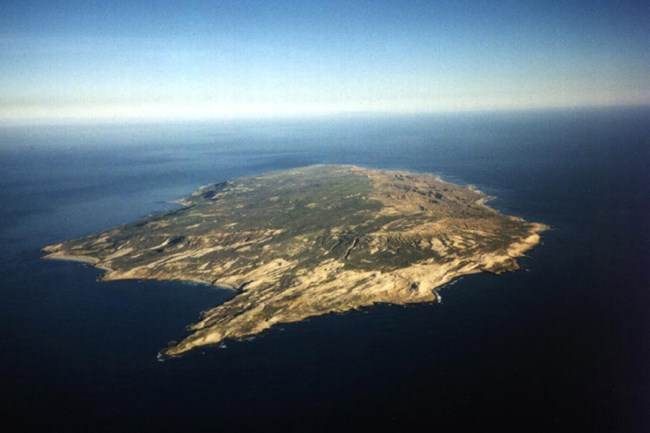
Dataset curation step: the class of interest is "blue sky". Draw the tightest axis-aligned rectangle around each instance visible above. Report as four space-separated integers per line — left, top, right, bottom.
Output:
1 0 649 122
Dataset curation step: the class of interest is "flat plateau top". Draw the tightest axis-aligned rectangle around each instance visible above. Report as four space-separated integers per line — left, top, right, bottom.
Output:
44 165 547 356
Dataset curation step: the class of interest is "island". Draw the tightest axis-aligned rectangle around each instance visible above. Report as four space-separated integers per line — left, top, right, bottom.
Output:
43 165 548 357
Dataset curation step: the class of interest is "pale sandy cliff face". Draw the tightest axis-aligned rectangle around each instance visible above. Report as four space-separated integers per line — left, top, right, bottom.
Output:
43 165 548 357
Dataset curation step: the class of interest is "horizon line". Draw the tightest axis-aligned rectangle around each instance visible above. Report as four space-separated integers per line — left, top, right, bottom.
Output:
1 101 649 126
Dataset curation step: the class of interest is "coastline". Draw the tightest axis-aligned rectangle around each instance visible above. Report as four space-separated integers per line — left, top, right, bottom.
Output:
161 221 549 357
41 165 550 357
42 249 239 290
42 250 111 272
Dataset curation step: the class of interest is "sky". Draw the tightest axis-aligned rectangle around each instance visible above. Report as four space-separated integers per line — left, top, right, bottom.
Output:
1 0 649 122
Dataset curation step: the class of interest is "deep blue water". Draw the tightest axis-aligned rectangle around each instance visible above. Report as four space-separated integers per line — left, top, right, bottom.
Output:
1 108 648 432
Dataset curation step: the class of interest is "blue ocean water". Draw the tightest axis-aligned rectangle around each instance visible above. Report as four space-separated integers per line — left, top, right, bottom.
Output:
0 108 648 432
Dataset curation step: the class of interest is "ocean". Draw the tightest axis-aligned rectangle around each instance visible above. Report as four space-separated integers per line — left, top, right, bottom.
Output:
0 108 648 432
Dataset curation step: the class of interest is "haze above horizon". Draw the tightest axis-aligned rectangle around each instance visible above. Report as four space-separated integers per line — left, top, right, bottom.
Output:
1 0 649 123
